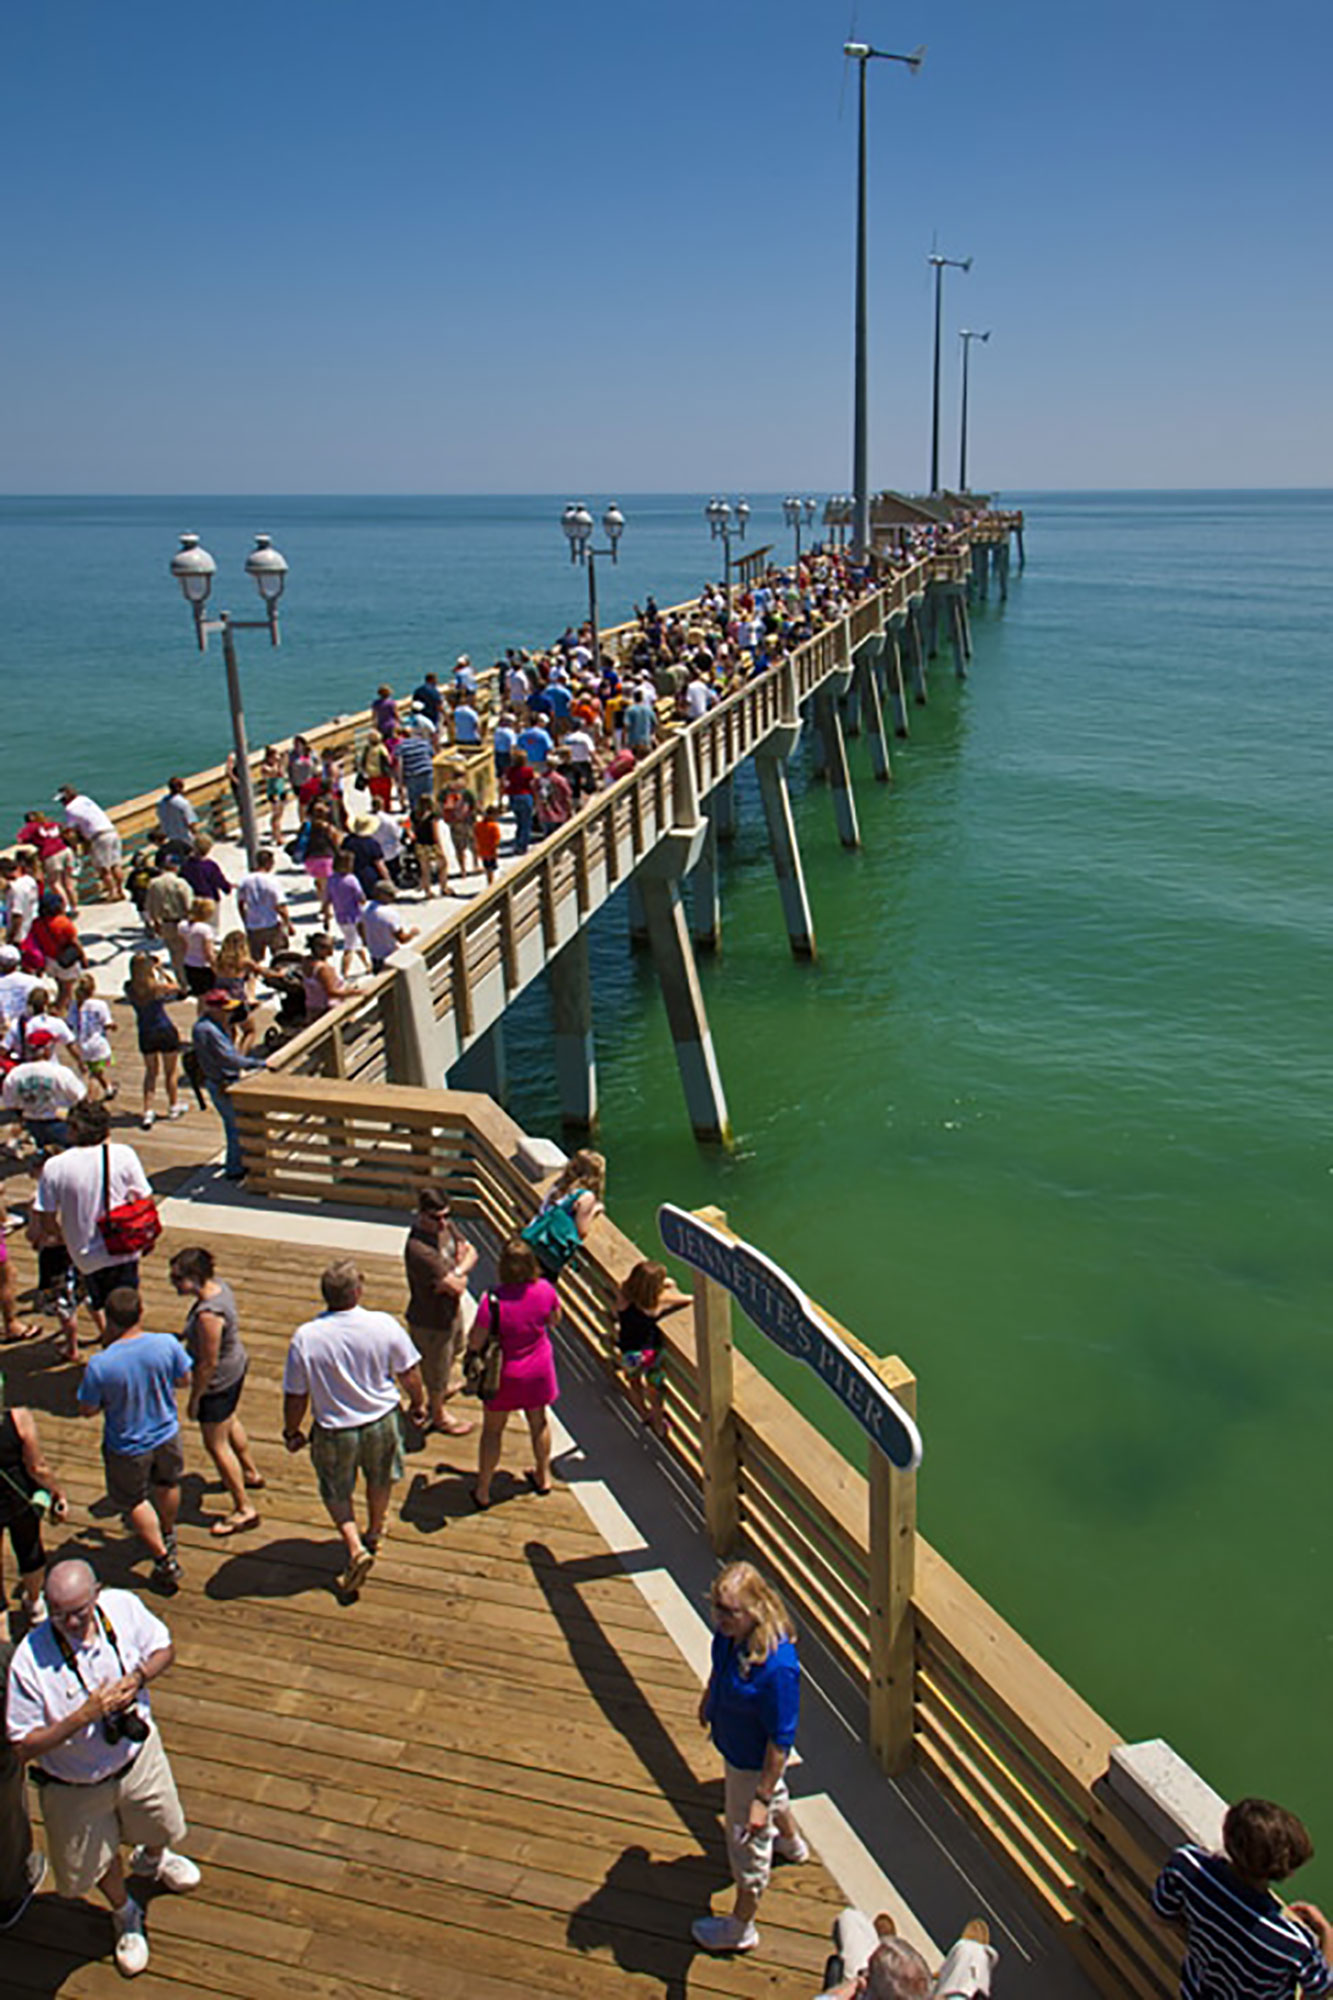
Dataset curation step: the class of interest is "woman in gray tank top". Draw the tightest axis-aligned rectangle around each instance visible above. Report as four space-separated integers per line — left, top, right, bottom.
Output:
169 1245 264 1536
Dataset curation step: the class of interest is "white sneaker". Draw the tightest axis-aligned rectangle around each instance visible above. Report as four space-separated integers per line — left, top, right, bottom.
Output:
140 1110 156 1130
113 1896 149 1975
129 1847 201 1893
691 1914 759 1953
166 1103 186 1120
775 1830 810 1863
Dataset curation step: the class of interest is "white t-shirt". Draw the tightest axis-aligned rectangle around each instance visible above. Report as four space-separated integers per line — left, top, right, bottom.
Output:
564 729 594 764
68 997 113 1062
34 1139 151 1273
362 905 409 961
0 968 37 1025
283 1306 420 1429
3 1059 87 1126
62 794 114 840
180 920 216 968
6 1586 171 1783
685 680 715 719
5 874 39 942
373 814 402 861
5 1012 74 1056
238 870 286 931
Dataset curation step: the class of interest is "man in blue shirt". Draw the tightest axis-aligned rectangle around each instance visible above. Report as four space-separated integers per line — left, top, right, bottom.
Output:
451 697 481 746
396 722 436 805
516 722 553 770
192 990 267 1182
79 1287 192 1591
623 695 658 752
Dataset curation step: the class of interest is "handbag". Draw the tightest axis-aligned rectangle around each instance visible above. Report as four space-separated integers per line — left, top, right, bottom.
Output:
462 1292 504 1402
99 1144 163 1260
520 1191 583 1277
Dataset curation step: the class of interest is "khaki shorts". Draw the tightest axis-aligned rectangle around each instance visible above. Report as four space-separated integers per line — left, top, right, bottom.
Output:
90 831 123 873
409 1314 461 1396
310 1408 404 1506
39 1722 186 1899
722 1759 790 1897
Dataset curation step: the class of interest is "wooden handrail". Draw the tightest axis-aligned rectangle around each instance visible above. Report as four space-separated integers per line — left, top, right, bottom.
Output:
227 1069 1179 1997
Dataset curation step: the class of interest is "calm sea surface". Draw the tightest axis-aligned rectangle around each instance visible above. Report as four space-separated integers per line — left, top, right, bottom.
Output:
4 491 1332 1874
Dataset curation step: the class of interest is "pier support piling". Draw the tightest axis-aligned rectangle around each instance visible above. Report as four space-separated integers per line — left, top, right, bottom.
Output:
711 772 737 841
690 809 722 952
814 688 860 848
449 1019 508 1102
947 593 967 681
973 543 990 602
885 628 910 737
756 753 816 959
856 646 891 781
626 876 650 948
906 611 928 706
638 875 732 1147
995 540 1010 602
549 931 598 1135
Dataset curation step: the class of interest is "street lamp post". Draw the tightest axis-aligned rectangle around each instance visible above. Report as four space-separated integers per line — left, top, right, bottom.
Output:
168 531 289 868
958 328 991 494
928 253 971 495
845 37 925 563
705 496 750 613
783 495 819 568
824 495 854 548
561 501 625 673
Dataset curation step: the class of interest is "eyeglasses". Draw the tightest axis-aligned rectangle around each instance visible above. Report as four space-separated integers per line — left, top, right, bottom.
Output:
50 1595 98 1627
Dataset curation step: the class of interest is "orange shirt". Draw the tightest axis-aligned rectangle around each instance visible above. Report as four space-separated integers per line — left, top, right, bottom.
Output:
474 817 502 863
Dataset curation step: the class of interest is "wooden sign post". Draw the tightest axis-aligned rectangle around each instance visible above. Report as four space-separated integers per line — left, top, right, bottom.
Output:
660 1203 922 1773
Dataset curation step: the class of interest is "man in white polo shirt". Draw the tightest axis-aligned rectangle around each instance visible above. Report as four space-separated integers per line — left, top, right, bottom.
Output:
236 847 291 962
5 1556 199 1976
57 786 124 902
282 1260 427 1599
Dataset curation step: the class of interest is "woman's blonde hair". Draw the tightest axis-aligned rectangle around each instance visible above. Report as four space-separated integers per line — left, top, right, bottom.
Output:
188 898 217 924
216 930 249 977
128 952 160 1002
709 1561 795 1664
551 1148 605 1203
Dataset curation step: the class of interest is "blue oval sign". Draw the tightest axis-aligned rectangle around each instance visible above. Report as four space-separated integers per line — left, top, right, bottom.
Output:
658 1204 922 1471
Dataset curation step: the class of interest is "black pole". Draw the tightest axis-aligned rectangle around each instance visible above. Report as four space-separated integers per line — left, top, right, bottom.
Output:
852 56 869 561
959 336 971 494
587 547 600 672
930 261 943 496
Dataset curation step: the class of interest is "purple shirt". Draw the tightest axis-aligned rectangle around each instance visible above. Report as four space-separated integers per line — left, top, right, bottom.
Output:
328 874 366 925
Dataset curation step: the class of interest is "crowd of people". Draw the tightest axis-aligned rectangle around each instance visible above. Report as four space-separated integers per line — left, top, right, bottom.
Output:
2 1103 1330 1992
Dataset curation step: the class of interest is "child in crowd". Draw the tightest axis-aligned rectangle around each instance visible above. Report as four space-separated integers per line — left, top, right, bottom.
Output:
613 1260 690 1439
66 974 116 1099
5 986 74 1061
473 803 502 887
328 852 369 975
1153 1796 1333 2000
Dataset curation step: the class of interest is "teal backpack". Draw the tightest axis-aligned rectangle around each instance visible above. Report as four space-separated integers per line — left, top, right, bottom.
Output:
521 1191 584 1277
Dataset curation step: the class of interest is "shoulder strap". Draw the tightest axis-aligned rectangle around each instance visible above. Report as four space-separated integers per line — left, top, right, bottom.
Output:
102 1142 111 1219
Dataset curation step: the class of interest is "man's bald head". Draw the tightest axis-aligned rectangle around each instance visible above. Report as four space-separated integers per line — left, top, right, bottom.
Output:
865 1939 932 2000
46 1558 98 1614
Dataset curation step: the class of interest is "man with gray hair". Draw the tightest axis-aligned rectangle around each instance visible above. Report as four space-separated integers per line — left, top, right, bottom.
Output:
282 1259 427 1599
5 1556 198 1975
815 1911 996 1999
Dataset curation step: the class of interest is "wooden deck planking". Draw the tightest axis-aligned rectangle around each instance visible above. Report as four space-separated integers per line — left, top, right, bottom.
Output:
3 1226 846 1997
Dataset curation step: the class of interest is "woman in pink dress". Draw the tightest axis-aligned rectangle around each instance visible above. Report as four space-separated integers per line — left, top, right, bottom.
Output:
467 1238 560 1508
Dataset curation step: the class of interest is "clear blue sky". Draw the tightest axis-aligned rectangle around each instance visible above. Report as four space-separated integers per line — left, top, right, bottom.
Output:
4 0 1330 493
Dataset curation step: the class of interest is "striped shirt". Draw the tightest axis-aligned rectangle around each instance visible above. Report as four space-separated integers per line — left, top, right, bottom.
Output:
397 733 435 784
1152 1845 1332 1999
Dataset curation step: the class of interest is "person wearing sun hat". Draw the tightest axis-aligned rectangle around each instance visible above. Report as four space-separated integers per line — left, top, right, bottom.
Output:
190 991 266 1183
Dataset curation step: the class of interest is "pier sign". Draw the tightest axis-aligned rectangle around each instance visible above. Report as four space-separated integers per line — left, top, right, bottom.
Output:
658 1205 922 1471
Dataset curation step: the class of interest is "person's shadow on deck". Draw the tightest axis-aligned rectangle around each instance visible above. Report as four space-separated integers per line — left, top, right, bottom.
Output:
527 1539 733 1999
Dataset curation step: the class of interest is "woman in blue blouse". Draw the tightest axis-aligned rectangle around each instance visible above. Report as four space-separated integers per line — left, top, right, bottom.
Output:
692 1560 808 1955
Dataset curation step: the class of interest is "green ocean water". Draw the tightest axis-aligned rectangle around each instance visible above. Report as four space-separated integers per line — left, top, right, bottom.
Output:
4 491 1332 1870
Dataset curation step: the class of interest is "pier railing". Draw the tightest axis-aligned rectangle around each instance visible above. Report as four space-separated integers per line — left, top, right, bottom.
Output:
264 557 955 1084
229 1069 1184 1998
